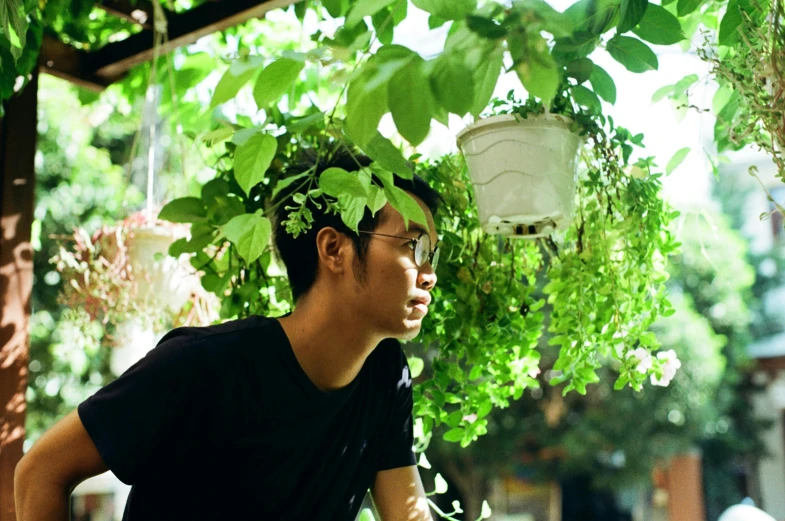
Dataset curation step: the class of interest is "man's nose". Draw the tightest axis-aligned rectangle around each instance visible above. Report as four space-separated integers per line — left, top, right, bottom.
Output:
418 265 437 290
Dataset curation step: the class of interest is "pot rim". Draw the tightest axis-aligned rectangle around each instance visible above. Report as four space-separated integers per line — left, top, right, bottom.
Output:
457 113 576 144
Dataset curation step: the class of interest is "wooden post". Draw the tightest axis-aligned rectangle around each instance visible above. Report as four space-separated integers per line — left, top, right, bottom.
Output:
667 452 707 521
0 70 38 521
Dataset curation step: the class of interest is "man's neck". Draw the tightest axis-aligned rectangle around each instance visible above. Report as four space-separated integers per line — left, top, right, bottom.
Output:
276 291 382 392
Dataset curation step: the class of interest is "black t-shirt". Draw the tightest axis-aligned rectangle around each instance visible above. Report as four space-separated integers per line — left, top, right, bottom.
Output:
77 315 416 521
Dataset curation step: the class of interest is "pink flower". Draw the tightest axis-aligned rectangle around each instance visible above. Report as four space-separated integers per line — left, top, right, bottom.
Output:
528 367 541 378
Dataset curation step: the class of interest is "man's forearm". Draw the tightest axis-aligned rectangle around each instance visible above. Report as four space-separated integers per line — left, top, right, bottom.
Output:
14 464 72 521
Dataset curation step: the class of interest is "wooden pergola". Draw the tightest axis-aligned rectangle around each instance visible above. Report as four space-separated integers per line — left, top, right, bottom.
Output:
0 1 297 517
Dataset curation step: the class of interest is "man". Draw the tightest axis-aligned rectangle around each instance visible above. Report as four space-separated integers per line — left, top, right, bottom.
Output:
14 154 441 521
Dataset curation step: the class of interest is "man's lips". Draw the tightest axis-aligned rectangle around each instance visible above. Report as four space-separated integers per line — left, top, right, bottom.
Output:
411 297 430 315
413 303 429 314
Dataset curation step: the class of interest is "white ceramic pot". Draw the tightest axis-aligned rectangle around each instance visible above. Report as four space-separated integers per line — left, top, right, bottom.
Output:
125 225 199 312
456 114 582 238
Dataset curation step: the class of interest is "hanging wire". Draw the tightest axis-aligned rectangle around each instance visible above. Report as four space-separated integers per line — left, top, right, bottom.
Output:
123 0 187 221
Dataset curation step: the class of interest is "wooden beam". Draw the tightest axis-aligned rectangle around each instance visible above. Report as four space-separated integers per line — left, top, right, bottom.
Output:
38 36 117 92
89 0 301 80
96 0 155 30
0 69 38 521
758 356 785 372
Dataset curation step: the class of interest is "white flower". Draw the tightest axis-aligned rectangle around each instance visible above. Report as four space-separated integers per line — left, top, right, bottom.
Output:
650 350 682 387
628 348 653 374
462 413 478 424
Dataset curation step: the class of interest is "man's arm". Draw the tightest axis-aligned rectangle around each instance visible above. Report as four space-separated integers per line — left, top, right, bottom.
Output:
371 465 433 521
14 409 109 521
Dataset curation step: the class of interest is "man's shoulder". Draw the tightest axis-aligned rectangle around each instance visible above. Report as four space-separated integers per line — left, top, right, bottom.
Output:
159 315 274 343
151 315 281 361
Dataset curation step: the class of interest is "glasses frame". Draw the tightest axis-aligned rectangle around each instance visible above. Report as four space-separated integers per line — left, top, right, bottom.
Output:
357 230 440 270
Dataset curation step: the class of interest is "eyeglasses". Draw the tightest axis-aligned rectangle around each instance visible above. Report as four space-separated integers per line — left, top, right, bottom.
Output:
358 230 440 270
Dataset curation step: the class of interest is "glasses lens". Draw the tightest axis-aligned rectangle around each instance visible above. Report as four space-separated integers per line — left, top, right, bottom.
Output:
432 247 440 270
415 235 428 267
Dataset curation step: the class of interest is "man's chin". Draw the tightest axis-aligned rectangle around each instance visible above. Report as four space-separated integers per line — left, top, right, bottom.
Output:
396 319 423 341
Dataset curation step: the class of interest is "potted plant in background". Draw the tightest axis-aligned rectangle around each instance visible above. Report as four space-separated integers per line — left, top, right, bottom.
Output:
52 210 216 375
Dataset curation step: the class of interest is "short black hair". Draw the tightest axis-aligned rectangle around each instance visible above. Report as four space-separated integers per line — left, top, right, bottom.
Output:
272 152 442 302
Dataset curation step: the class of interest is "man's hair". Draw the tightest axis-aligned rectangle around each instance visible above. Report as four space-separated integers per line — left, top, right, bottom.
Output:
272 152 442 302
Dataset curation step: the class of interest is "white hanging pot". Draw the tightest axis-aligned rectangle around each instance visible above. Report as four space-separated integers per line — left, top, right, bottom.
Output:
456 114 582 238
125 225 199 312
101 223 198 313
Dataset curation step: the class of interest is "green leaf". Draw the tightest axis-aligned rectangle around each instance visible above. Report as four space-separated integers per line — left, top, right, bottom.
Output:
319 168 369 198
718 0 748 46
515 44 560 104
428 14 448 29
198 127 234 146
272 172 312 200
221 211 272 265
632 4 685 45
589 64 616 104
571 84 602 112
372 7 395 45
210 55 264 109
652 84 674 102
466 15 507 39
389 58 433 146
712 85 733 113
338 194 369 232
252 58 305 110
201 179 231 205
412 0 475 20
364 133 413 178
443 429 464 442
158 197 207 223
0 0 28 60
618 0 648 33
666 147 690 175
470 44 504 116
606 35 658 73
565 57 594 83
233 133 278 196
384 184 428 229
323 0 349 17
345 69 389 148
345 0 397 28
207 195 246 226
676 0 703 16
652 74 699 103
430 54 474 115
408 356 425 378
367 185 388 216
185 223 216 252
168 238 190 257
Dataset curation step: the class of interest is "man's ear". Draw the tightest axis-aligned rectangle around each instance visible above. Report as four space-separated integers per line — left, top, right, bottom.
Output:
315 227 352 274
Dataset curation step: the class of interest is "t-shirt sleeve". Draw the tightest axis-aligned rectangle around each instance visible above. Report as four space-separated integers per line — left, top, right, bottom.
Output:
377 345 417 471
77 329 208 485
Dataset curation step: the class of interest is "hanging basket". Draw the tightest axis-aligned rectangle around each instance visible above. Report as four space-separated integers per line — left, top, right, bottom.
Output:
456 114 582 238
102 222 198 313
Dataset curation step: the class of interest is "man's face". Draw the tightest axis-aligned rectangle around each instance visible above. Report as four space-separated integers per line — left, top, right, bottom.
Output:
347 194 438 341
